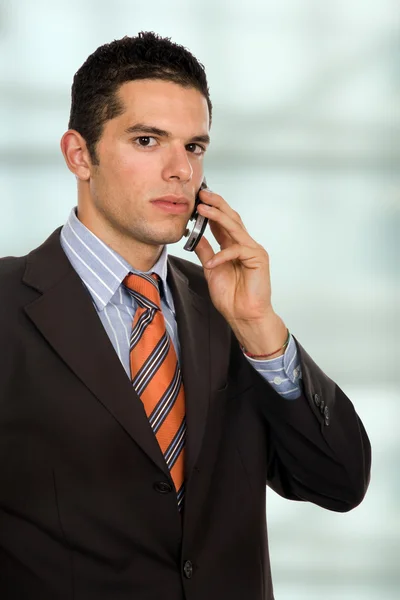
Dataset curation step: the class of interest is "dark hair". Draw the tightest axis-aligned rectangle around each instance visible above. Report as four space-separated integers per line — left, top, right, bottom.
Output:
68 31 212 165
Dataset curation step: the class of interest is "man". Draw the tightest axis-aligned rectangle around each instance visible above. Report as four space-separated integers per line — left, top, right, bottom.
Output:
0 32 370 599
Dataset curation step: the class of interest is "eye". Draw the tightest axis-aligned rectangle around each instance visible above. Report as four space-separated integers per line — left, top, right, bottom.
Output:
134 136 158 147
186 143 205 156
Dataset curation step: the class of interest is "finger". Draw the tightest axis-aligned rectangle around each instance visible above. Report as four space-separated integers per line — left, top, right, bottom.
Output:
197 203 256 248
205 244 262 269
199 189 244 226
193 234 215 269
209 219 234 248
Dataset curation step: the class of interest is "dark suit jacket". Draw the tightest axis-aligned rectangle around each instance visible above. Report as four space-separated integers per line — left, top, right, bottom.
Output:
0 227 371 600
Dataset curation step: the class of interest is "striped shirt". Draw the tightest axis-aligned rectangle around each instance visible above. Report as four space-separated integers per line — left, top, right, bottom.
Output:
60 207 302 400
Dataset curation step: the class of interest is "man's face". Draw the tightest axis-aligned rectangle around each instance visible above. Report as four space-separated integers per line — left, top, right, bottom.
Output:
87 79 210 248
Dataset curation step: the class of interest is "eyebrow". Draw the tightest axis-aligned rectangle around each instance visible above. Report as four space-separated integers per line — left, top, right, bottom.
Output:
124 122 210 145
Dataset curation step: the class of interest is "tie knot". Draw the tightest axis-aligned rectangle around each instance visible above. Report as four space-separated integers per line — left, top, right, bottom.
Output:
123 272 161 310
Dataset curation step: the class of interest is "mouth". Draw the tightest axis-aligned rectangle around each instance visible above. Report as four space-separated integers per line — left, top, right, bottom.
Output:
151 195 189 205
151 195 191 214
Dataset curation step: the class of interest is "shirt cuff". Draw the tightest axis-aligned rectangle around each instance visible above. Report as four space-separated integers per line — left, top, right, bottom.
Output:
243 333 302 399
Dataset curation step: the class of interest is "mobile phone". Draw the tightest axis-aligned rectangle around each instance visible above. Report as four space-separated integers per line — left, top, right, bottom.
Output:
183 179 209 252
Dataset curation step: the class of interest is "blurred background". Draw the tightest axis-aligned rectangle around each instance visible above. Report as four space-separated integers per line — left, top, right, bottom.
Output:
0 0 399 597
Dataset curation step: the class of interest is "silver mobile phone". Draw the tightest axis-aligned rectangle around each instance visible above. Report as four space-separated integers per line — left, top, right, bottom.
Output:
183 179 208 252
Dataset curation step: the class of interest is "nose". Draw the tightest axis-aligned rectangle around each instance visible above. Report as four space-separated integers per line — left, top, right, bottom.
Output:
162 144 193 183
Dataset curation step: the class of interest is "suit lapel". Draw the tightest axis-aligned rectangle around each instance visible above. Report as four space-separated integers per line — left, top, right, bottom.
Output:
167 258 211 481
22 228 213 487
23 227 168 477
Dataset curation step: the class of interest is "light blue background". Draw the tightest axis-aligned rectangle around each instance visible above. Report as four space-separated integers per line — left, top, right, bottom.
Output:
0 1 399 597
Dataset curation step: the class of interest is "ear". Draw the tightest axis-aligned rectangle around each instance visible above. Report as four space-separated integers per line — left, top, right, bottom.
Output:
60 130 93 181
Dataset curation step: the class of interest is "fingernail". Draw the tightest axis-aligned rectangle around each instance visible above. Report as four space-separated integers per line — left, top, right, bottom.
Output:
206 259 214 267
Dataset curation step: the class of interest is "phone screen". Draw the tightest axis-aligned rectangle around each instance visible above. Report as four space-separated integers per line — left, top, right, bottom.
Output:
183 179 208 252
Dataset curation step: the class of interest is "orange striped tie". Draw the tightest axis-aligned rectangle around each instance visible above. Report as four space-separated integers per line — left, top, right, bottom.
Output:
123 272 186 511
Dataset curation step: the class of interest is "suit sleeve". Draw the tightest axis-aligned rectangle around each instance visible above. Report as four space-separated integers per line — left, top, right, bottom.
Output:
246 334 371 512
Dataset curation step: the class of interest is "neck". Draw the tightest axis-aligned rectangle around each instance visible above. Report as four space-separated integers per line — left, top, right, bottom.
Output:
76 203 163 273
100 233 164 272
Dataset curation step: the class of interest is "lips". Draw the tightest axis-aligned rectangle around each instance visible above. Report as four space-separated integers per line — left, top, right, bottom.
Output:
151 200 189 214
150 195 191 215
151 195 189 205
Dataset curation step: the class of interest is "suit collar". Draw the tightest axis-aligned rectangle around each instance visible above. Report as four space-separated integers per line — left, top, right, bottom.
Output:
22 227 211 488
23 226 71 293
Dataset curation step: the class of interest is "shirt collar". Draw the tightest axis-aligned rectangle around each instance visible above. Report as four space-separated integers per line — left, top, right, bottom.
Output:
60 206 172 313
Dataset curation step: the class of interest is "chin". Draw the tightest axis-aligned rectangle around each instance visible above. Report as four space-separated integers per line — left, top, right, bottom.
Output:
150 225 189 246
155 233 186 246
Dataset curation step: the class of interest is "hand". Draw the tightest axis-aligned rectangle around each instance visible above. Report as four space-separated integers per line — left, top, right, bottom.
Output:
194 188 275 327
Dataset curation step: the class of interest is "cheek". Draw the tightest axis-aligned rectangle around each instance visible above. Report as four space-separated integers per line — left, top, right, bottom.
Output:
110 148 161 182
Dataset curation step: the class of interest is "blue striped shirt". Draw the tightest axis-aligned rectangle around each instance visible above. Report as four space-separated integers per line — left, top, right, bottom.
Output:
60 207 302 400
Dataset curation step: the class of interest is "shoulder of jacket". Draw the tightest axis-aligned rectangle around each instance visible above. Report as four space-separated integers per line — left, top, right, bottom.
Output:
0 254 30 304
0 254 27 280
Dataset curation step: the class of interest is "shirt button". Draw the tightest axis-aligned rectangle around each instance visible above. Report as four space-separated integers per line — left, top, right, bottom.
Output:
273 376 282 385
183 560 193 579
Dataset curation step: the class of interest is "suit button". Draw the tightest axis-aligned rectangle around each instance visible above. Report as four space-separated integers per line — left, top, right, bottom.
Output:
154 481 172 494
324 406 330 426
319 399 325 413
313 393 321 407
183 560 193 579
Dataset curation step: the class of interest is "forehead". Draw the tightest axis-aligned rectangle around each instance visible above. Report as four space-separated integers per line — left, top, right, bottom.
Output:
113 79 210 134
